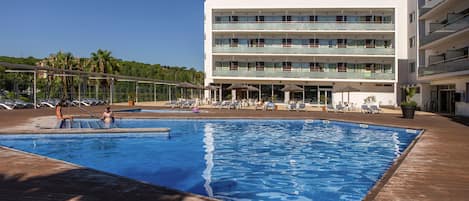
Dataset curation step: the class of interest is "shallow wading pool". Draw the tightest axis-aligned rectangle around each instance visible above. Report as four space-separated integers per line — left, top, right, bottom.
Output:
0 119 420 201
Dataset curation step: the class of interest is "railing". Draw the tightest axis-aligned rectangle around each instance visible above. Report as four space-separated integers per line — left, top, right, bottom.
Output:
420 0 446 16
420 14 469 46
213 22 394 31
213 46 395 55
419 57 469 76
213 70 395 80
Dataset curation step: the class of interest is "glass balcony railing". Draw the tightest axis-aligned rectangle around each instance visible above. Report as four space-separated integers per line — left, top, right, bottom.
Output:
213 22 394 31
419 57 469 76
420 0 446 16
420 14 469 46
213 46 395 56
213 70 395 80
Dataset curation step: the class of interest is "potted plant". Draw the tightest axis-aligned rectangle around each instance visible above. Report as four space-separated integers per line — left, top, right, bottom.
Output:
401 87 417 119
128 92 136 106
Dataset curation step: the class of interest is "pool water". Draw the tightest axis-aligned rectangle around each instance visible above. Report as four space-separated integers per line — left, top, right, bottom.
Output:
0 119 419 201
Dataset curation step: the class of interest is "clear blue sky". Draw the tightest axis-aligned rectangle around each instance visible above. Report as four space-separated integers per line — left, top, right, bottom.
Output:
0 0 204 70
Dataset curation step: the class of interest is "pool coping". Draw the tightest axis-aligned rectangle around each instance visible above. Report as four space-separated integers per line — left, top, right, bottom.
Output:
0 127 170 135
0 117 425 201
0 145 219 201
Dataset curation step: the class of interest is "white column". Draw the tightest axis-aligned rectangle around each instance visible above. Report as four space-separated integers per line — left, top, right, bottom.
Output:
285 91 290 103
169 85 172 102
231 89 236 101
135 82 139 103
109 78 114 105
33 71 37 109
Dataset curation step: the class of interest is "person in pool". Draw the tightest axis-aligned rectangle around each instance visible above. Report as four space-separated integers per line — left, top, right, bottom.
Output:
55 99 73 123
101 106 115 124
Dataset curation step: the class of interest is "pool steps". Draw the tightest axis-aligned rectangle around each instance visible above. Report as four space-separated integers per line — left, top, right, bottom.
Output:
56 120 118 129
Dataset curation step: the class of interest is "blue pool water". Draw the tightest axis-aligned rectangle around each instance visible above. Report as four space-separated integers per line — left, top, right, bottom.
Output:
0 119 420 201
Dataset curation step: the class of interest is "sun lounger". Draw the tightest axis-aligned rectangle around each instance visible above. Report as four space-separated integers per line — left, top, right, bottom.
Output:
287 103 297 111
361 105 373 114
296 103 306 112
264 102 275 111
369 105 382 114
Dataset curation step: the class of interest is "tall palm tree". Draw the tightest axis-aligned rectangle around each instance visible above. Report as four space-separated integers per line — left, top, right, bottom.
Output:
88 49 120 101
41 51 77 100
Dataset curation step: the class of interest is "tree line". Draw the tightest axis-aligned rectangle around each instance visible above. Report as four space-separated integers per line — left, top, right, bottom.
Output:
0 50 204 101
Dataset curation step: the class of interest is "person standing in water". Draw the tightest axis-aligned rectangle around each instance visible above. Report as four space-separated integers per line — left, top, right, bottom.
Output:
101 106 115 124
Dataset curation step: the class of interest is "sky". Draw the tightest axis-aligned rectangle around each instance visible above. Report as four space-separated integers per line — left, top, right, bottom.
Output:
0 0 205 70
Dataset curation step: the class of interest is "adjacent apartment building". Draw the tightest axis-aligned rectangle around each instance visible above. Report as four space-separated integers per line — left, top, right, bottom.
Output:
406 0 469 116
204 0 409 108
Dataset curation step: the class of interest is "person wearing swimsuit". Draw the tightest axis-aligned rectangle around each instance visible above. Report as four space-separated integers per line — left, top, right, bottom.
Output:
55 100 73 126
101 107 115 125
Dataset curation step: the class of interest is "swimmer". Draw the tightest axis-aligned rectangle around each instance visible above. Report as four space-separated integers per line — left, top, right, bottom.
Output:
101 106 115 124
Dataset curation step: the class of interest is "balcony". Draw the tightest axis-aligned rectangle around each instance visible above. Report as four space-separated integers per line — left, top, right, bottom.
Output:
212 22 394 32
213 46 395 56
213 70 395 80
419 57 469 77
420 0 446 17
420 14 469 47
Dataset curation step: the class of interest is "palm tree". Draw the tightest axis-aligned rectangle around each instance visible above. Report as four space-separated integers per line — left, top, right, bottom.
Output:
41 51 77 100
88 49 120 101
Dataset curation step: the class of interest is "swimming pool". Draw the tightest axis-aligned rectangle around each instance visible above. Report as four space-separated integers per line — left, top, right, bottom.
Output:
116 108 204 113
0 119 420 201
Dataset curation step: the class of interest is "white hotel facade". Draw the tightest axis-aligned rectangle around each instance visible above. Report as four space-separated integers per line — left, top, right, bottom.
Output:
204 0 409 108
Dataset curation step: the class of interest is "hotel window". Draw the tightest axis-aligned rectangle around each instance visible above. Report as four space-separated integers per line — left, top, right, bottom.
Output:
365 63 375 72
466 83 469 103
282 16 292 22
328 39 337 48
336 16 347 22
310 62 322 72
384 40 392 48
230 61 238 71
247 62 256 71
231 16 238 22
215 16 230 23
256 16 264 22
309 39 319 48
230 38 238 47
282 62 292 72
409 36 415 48
338 63 347 72
365 16 373 23
365 39 375 48
282 39 292 47
309 15 318 22
248 39 257 47
409 62 416 73
337 39 347 48
256 62 264 71
409 12 415 23
374 16 383 23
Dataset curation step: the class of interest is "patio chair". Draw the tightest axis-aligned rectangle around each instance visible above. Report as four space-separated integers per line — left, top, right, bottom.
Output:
287 102 297 111
326 105 336 112
264 102 275 111
219 101 230 109
229 101 240 110
296 103 306 112
335 104 346 113
361 105 373 114
369 105 382 114
255 101 264 110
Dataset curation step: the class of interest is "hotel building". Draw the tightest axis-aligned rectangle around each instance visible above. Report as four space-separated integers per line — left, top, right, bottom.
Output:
410 0 469 116
204 0 409 107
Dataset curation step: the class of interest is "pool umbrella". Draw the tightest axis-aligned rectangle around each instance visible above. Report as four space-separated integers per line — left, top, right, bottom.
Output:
246 85 259 91
334 86 360 104
226 83 248 90
177 82 197 89
177 82 197 99
205 85 220 101
281 85 304 102
281 84 303 92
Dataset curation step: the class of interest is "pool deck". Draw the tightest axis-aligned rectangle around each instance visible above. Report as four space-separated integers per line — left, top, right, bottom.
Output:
0 106 468 201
